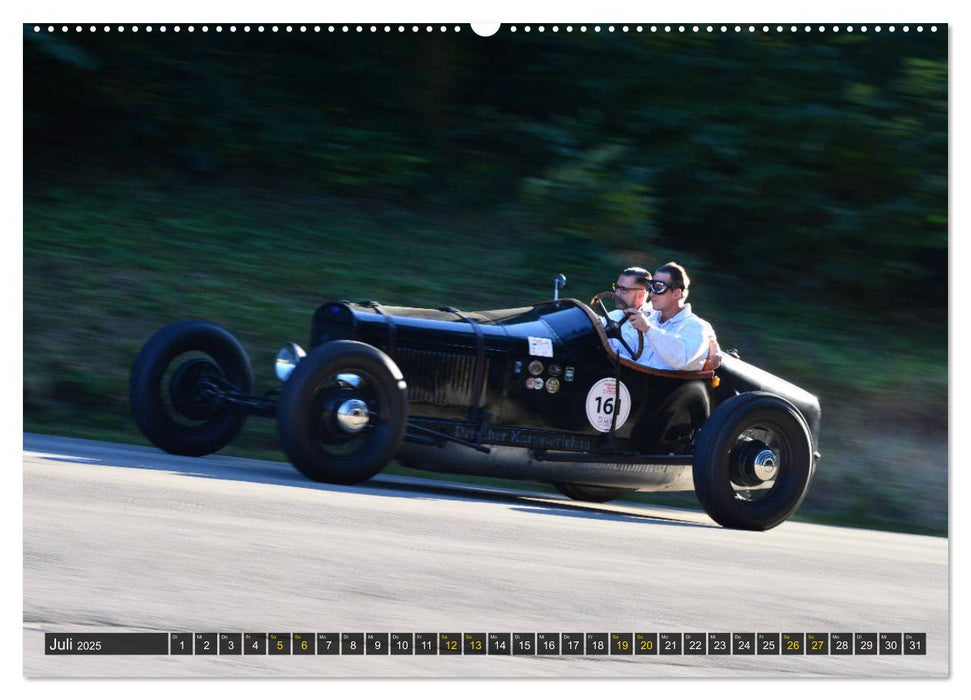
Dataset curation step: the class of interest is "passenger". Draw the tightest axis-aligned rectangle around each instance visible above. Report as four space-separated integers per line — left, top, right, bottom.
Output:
619 262 717 371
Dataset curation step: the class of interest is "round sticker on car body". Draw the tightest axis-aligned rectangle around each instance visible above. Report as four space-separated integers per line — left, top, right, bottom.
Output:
585 378 632 432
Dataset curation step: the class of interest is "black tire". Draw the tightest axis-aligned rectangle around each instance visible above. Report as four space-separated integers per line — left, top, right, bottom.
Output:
553 483 633 503
692 392 814 530
130 320 253 456
277 340 408 485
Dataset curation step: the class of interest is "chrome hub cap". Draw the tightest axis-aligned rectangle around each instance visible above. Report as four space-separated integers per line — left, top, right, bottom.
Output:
752 448 779 481
336 399 370 433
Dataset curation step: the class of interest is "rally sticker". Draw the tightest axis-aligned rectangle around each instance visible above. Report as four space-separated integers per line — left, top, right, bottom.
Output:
528 336 554 358
585 378 632 432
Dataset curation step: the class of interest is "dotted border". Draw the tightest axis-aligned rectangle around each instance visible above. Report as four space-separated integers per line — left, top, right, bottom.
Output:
509 24 938 34
31 25 465 34
29 24 940 35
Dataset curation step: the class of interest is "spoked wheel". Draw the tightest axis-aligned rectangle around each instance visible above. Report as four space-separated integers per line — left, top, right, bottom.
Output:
277 341 408 485
589 291 645 361
692 392 815 530
554 483 633 503
130 320 254 456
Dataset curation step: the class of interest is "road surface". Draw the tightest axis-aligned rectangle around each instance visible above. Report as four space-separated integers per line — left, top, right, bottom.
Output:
23 433 948 677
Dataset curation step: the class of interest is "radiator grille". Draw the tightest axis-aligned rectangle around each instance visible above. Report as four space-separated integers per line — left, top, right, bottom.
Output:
394 348 483 406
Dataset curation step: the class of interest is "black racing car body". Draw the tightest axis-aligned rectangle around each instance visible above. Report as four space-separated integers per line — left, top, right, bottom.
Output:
130 288 821 530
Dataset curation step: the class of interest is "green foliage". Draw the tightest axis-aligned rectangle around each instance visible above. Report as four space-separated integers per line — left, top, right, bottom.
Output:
520 137 658 246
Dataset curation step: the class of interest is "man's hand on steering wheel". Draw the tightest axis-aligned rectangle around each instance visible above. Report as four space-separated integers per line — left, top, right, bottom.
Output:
589 291 645 361
624 307 650 333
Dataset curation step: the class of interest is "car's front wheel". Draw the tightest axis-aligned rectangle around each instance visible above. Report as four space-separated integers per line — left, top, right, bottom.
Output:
277 341 408 485
692 392 814 530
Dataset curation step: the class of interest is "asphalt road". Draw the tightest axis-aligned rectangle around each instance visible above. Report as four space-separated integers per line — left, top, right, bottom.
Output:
23 433 948 678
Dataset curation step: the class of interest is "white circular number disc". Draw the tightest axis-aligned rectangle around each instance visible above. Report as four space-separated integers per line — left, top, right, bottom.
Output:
585 378 632 432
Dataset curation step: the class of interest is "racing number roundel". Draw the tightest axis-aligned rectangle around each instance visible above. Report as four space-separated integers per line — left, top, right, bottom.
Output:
585 378 632 432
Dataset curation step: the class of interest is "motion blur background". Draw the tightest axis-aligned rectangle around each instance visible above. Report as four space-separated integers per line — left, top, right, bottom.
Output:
22 24 947 534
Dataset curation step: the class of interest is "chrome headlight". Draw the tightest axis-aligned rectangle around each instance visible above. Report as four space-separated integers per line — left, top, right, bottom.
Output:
274 342 306 381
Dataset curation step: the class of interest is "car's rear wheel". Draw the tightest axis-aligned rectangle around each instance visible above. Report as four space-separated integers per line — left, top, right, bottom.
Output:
278 341 408 485
692 392 814 530
130 320 253 456
553 483 633 503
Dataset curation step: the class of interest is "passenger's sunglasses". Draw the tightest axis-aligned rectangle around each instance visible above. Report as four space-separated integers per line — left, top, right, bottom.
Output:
612 282 647 294
647 280 683 294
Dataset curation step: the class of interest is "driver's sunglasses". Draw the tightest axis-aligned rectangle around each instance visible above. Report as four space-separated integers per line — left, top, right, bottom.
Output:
647 280 683 294
612 282 647 294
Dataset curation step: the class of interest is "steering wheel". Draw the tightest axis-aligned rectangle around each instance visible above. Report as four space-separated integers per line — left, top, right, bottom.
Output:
589 291 645 361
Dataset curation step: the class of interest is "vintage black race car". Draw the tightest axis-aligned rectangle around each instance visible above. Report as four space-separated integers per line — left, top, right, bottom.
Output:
130 277 821 530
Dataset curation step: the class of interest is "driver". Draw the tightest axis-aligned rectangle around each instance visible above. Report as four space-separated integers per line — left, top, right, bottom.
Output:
606 266 652 348
606 264 721 370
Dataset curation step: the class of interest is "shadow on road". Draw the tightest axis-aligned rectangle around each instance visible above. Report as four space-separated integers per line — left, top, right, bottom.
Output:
507 503 714 528
27 433 713 530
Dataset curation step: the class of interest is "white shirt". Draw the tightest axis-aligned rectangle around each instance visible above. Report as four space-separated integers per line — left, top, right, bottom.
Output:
608 303 715 371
